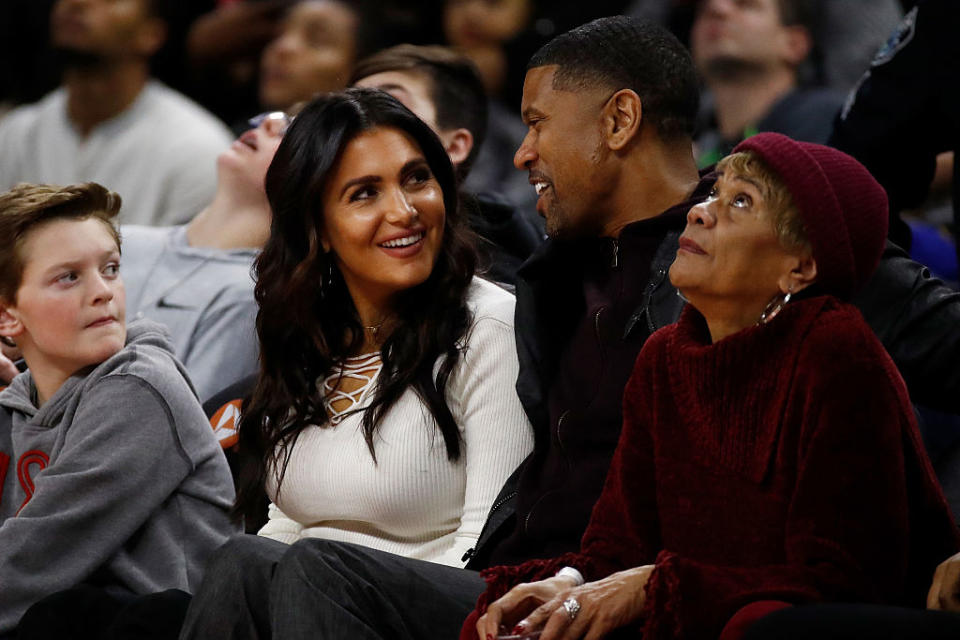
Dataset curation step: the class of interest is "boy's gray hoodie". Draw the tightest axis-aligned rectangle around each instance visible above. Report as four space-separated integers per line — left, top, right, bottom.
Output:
0 320 237 633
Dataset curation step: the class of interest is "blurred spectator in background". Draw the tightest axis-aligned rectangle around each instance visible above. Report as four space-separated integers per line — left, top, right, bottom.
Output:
182 0 288 127
352 44 542 286
121 109 289 403
443 0 532 99
0 0 233 227
442 0 540 229
816 0 903 92
831 0 959 283
691 0 843 168
258 0 360 112
182 0 445 127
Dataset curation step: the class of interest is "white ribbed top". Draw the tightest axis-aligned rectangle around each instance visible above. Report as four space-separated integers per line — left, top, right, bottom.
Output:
259 278 534 567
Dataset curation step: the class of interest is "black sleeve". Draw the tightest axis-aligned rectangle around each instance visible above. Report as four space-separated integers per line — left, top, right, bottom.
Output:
829 0 960 245
853 241 960 413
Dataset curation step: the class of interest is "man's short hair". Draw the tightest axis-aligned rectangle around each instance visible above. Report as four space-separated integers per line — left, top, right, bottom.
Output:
528 15 699 140
350 44 488 175
0 183 121 302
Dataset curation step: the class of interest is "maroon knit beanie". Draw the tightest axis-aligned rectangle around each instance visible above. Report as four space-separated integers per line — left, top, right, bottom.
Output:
732 132 888 299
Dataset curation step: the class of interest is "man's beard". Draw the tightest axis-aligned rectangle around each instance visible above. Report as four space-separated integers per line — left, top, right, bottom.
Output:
544 198 605 240
701 55 767 83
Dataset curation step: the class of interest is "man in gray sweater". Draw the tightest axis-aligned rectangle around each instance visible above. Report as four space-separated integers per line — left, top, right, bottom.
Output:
0 182 236 635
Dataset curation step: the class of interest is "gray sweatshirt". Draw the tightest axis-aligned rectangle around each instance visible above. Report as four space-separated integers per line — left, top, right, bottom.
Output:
120 224 259 402
0 320 237 633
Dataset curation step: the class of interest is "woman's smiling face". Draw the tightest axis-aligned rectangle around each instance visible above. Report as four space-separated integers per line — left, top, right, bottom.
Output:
320 126 446 314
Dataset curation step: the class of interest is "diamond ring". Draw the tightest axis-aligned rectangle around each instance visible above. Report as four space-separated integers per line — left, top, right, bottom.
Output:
562 597 581 621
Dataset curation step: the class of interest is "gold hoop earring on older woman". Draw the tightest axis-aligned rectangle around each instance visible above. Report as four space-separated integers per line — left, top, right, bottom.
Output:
758 287 792 325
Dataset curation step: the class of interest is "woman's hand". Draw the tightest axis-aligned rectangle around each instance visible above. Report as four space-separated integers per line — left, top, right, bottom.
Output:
534 566 654 640
928 552 960 611
477 566 655 640
476 575 578 640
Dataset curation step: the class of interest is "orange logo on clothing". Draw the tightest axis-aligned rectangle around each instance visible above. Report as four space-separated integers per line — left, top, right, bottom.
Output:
210 399 243 449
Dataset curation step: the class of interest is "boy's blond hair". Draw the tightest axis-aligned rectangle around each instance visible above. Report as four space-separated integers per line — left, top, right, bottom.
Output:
0 182 122 303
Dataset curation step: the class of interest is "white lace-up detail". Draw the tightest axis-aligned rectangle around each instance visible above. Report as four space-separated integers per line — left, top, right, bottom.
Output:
321 353 383 424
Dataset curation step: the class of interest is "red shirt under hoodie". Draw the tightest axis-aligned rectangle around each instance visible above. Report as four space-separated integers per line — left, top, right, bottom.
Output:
466 296 959 640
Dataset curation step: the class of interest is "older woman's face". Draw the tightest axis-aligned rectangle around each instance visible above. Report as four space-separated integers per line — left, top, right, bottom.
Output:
669 171 799 311
320 126 446 311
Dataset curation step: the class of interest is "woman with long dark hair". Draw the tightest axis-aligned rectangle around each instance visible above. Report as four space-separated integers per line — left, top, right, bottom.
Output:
179 87 533 637
232 86 532 560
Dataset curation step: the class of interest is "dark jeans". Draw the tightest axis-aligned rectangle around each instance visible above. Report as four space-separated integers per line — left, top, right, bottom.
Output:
743 603 960 640
14 585 190 640
179 535 486 640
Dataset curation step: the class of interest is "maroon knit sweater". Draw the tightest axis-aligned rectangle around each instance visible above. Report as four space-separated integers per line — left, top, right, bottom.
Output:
466 296 959 640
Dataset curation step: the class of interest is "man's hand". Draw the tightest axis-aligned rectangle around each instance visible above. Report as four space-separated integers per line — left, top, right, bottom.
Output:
928 552 960 611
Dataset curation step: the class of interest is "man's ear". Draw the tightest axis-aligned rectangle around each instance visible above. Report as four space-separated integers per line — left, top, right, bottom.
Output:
134 17 167 58
603 89 642 152
439 128 474 168
782 25 812 67
0 303 23 345
779 253 817 294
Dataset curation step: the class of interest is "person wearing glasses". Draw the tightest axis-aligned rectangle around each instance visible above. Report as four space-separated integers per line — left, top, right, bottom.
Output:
119 109 293 403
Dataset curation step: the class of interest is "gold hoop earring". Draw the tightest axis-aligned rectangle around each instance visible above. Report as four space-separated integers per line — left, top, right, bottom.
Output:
758 289 792 325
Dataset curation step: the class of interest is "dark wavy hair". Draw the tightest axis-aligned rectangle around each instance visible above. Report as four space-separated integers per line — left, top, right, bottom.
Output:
234 88 477 522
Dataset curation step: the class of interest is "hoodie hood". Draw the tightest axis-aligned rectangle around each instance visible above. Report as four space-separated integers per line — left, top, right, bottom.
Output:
0 319 178 424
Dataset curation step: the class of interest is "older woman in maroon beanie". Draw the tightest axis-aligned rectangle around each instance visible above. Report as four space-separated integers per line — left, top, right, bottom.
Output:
466 133 960 640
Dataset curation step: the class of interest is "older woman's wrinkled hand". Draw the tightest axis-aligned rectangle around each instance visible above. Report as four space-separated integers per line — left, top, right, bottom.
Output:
476 574 578 640
478 566 655 640
928 552 960 611
534 566 654 640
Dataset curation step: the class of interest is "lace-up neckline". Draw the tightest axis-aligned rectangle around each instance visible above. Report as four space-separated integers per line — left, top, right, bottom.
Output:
322 352 383 424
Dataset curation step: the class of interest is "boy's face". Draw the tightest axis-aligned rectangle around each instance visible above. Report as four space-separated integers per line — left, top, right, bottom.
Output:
0 217 126 381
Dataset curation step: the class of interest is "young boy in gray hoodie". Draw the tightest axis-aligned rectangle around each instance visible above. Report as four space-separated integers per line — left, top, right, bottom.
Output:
0 182 237 636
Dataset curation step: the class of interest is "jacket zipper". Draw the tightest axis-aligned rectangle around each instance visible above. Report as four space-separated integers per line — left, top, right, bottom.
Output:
645 267 668 333
462 490 518 563
522 409 572 536
555 408 570 456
